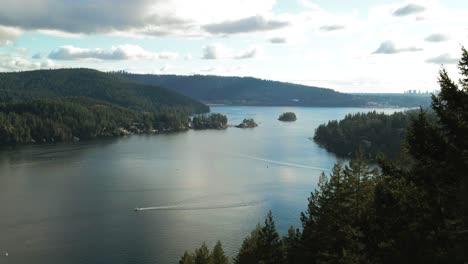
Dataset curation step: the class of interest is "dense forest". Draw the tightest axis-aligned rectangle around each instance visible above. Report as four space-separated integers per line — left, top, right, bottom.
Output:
179 47 468 263
278 112 297 122
313 111 419 159
192 113 228 129
121 73 431 108
0 69 208 114
0 97 191 145
0 69 209 146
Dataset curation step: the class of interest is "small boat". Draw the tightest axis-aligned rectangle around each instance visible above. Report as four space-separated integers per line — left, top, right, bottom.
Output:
134 207 141 211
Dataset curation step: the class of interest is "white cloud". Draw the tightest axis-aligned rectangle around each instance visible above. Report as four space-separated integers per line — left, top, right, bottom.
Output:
269 37 287 44
0 0 277 37
0 26 21 46
373 41 423 54
319 24 346 32
32 53 43 59
202 44 262 59
0 52 57 71
393 3 426 17
425 33 450 43
426 53 459 64
203 15 289 34
48 45 179 61
297 0 321 11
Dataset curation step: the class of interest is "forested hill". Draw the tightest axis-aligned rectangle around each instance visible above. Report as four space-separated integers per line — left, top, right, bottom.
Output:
124 74 364 107
0 69 209 145
0 69 209 114
123 73 432 107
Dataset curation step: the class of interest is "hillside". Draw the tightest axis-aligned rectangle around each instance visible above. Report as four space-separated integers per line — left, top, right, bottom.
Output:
123 73 431 107
0 69 210 145
0 69 209 114
125 74 365 107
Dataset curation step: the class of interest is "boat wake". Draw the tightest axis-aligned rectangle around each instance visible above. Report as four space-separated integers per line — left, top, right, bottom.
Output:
226 153 331 172
134 200 264 212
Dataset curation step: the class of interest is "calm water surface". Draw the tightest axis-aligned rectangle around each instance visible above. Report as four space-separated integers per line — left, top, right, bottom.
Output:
0 106 404 264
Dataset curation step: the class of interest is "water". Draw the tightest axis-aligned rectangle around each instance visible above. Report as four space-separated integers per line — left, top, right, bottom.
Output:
0 106 404 264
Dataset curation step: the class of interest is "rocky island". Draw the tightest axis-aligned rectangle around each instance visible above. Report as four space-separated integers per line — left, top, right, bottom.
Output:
278 112 297 122
235 118 258 128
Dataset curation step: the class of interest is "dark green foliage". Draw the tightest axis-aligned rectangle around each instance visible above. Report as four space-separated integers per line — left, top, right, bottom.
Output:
194 243 212 264
0 68 209 146
283 226 301 264
212 241 230 264
179 241 230 264
123 73 430 107
235 211 286 264
278 112 297 122
235 118 257 128
314 111 416 159
124 73 369 107
192 113 228 129
180 251 195 264
0 97 191 145
0 68 209 114
299 155 378 264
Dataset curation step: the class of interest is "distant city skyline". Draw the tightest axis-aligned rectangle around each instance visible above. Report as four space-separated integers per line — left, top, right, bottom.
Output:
0 0 467 93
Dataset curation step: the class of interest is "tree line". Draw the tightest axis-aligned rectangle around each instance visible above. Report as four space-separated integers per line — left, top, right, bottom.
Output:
313 110 420 159
180 47 468 263
0 97 191 145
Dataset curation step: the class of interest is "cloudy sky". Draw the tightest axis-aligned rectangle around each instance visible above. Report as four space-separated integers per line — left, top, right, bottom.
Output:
0 0 467 93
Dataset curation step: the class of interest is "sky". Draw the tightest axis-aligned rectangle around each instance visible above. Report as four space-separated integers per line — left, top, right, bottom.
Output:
0 0 467 93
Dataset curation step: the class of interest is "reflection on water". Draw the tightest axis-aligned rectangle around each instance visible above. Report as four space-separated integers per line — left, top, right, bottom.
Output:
0 106 404 264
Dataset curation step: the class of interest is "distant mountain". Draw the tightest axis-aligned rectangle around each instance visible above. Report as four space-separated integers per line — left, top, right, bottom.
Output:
124 73 431 107
0 69 209 114
125 74 365 107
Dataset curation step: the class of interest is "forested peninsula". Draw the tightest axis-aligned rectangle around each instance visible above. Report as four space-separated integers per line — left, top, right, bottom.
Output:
313 110 419 159
0 69 209 145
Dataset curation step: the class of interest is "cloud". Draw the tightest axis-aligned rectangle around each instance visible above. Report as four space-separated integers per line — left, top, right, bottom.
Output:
202 44 224 60
0 52 56 71
426 53 459 64
0 0 152 34
202 44 261 59
269 37 287 44
393 3 426 17
373 41 422 54
203 15 289 34
234 48 258 59
319 24 346 32
297 0 321 10
424 33 450 42
184 53 193 60
32 53 43 59
0 0 277 37
0 26 21 46
48 45 178 61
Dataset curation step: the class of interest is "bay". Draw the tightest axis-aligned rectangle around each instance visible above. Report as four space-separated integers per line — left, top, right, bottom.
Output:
0 106 405 264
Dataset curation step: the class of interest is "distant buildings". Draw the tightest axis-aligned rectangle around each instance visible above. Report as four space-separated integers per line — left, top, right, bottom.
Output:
403 89 438 95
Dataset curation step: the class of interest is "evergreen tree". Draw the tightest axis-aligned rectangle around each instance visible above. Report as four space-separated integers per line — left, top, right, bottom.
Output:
283 226 301 264
180 251 195 264
194 243 212 264
212 241 230 264
235 212 286 264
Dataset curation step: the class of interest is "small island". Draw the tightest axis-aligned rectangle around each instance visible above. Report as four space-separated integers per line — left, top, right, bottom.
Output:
192 113 228 129
278 112 297 122
235 118 258 128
